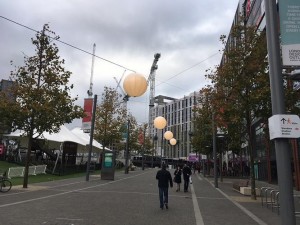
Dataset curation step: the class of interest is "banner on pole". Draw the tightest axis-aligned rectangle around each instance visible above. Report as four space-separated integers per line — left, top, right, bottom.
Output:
82 98 93 133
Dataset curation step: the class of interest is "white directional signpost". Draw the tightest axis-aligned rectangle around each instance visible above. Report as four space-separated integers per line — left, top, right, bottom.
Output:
269 114 300 140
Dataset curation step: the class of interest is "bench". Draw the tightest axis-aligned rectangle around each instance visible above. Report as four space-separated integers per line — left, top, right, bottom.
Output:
232 179 249 192
240 187 260 196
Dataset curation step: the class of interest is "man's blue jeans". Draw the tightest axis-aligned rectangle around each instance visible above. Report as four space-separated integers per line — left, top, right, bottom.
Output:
159 187 168 208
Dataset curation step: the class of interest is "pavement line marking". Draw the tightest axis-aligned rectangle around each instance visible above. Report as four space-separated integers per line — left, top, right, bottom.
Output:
191 183 205 225
56 218 84 221
195 173 203 181
1 170 152 198
0 172 147 208
204 177 268 225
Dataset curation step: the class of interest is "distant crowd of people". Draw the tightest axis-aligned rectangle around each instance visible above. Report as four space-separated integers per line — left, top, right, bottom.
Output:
155 161 250 210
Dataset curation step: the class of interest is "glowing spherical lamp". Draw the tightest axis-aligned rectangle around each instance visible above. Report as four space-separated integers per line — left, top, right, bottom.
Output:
164 131 173 140
170 138 177 145
154 116 167 129
123 73 147 97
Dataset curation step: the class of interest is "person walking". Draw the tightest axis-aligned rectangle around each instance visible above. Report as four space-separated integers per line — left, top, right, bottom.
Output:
156 163 173 210
174 166 182 192
182 164 192 192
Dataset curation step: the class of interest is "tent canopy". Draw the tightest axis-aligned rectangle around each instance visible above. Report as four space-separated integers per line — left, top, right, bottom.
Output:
4 125 105 151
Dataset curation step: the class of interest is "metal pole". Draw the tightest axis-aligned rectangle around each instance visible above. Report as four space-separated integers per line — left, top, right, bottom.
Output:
125 119 130 174
212 111 218 188
265 0 295 224
203 159 205 177
220 151 223 182
86 94 97 181
142 127 146 170
161 129 163 166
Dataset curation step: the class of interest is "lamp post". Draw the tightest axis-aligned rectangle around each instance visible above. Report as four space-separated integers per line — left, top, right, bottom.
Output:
154 116 167 166
123 73 147 174
212 111 218 188
265 0 296 224
164 130 173 160
152 134 158 168
141 124 147 170
86 94 97 181
170 138 177 168
217 134 225 183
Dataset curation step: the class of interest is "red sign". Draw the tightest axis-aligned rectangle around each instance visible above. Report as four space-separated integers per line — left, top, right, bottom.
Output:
82 98 93 131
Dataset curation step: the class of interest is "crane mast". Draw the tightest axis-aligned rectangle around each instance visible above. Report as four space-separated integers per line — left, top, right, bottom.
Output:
87 43 96 97
148 53 161 139
148 53 161 108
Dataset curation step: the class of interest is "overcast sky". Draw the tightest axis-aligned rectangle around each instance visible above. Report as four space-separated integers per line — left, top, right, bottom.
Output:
0 0 239 128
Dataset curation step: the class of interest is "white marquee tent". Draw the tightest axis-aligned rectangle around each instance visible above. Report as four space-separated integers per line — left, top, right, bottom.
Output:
4 125 104 152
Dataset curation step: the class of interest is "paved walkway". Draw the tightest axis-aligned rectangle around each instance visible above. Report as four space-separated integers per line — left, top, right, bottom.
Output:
1 168 299 225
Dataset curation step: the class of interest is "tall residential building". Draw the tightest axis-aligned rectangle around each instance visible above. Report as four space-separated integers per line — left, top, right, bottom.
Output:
149 92 199 159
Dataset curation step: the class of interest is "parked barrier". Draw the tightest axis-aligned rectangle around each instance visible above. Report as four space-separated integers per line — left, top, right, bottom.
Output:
7 167 24 178
7 165 47 178
261 187 280 215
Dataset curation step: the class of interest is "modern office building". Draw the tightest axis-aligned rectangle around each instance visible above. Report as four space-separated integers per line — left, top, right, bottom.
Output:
149 92 199 159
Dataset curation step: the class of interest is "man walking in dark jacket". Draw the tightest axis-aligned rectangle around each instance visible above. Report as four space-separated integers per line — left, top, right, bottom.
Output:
156 163 173 210
182 164 192 192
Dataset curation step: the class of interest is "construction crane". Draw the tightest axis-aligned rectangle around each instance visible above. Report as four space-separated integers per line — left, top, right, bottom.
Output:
87 43 96 97
114 70 129 104
147 53 160 140
148 53 161 108
114 53 160 105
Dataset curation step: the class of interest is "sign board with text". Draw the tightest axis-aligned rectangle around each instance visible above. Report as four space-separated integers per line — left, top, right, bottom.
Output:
101 151 115 180
279 0 300 66
268 114 300 139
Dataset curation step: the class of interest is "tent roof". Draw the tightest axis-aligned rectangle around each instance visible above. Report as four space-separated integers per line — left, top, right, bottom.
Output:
6 125 84 145
5 125 102 150
41 125 87 146
71 127 102 149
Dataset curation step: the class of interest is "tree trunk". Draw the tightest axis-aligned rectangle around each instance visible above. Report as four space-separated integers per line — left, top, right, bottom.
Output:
23 124 34 188
247 114 256 200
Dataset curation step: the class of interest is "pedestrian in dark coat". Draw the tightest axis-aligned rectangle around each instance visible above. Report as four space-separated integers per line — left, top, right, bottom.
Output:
182 164 192 192
174 166 182 192
156 163 173 210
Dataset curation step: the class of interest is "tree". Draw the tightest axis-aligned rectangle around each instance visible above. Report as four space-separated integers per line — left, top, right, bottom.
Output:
209 24 270 199
94 86 127 154
0 24 83 188
191 87 214 156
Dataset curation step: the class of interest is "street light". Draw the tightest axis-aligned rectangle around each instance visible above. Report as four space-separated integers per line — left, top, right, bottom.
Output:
154 116 167 166
212 111 218 188
164 131 173 158
217 134 225 183
123 73 148 174
170 138 177 146
154 116 167 129
265 0 296 223
164 131 173 140
169 138 177 166
123 73 148 97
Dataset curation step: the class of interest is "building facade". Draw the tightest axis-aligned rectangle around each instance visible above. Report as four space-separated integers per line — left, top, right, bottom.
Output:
149 92 199 159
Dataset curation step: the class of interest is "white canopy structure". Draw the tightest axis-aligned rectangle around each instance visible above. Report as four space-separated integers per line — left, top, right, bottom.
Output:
71 127 102 149
4 125 104 152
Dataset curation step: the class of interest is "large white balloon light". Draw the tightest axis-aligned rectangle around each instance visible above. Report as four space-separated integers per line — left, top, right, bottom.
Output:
123 73 147 97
